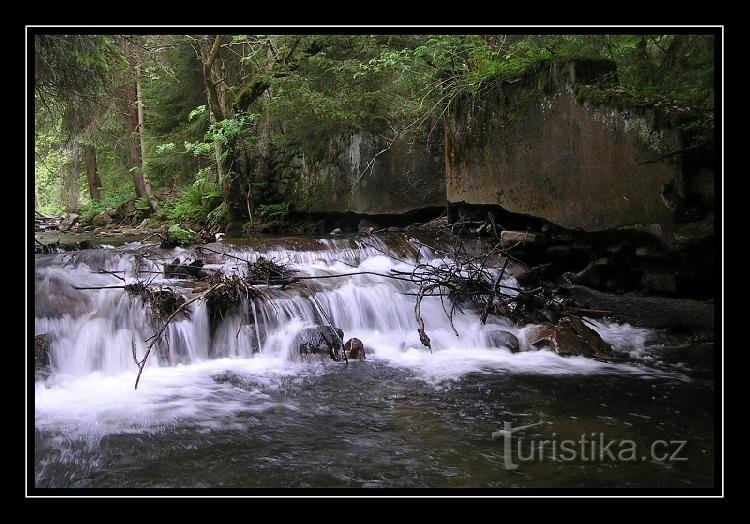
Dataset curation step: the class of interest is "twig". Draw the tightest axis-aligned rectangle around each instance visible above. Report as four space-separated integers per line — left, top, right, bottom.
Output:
481 257 509 325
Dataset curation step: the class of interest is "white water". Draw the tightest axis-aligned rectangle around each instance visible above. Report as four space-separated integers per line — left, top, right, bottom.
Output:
34 236 675 439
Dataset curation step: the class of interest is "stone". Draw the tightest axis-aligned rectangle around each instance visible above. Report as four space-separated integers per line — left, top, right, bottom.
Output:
294 326 345 361
92 211 113 227
487 330 520 353
58 213 80 232
526 316 613 358
641 271 676 293
35 334 52 373
568 284 713 333
547 245 573 256
500 230 539 248
344 337 366 360
329 228 342 235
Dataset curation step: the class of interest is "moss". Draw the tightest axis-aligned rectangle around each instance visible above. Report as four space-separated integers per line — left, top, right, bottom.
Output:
576 84 713 146
235 76 271 112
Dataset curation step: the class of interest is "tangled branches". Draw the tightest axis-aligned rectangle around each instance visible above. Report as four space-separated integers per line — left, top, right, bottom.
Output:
245 256 298 286
205 274 264 324
124 282 187 321
393 237 576 349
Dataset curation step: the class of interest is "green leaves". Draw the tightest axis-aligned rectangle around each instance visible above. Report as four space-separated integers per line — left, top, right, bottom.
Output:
188 105 206 122
167 224 197 245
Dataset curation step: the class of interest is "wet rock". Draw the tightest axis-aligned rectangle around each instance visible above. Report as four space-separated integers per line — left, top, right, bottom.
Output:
35 271 91 318
526 316 612 358
547 245 573 256
58 213 80 232
568 284 713 334
329 228 342 235
294 326 345 361
35 334 52 373
500 230 539 248
487 330 520 353
386 226 402 233
92 212 113 228
641 271 676 293
344 337 366 360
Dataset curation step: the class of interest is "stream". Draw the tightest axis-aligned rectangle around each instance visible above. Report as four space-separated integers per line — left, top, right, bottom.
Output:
33 235 714 488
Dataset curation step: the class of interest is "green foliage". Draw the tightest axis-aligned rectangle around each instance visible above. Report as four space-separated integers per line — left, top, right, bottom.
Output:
158 169 224 223
134 196 152 211
257 202 291 221
79 187 135 223
167 224 197 245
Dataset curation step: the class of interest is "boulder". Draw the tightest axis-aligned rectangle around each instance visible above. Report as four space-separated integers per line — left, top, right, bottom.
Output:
329 228 342 235
487 330 520 353
92 211 113 227
294 326 345 361
526 316 612 358
58 213 80 232
344 337 366 360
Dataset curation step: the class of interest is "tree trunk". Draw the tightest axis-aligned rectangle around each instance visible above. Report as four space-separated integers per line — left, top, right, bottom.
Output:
81 144 102 202
62 142 80 212
136 78 159 210
207 99 223 183
126 81 147 199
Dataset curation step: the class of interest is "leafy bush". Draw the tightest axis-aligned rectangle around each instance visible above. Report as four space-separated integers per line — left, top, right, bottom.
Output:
158 169 223 223
167 224 196 245
257 202 291 221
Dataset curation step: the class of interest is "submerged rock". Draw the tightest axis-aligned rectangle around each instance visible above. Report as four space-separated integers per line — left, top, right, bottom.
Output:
487 330 520 353
526 316 612 358
35 334 52 374
295 326 345 361
344 337 366 360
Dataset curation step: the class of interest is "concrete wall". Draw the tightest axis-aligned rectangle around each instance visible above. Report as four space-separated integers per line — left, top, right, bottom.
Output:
283 129 446 215
445 62 684 244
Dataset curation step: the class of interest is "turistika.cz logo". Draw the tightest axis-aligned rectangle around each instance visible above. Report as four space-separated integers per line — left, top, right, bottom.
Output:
491 421 687 470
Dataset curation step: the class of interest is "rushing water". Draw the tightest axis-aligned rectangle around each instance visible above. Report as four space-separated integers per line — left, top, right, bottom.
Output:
33 235 714 488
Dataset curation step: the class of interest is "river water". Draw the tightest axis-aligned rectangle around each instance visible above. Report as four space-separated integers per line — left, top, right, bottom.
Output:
33 235 715 488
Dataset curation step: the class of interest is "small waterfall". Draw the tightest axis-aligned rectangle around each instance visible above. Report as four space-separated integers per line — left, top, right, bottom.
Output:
35 234 670 385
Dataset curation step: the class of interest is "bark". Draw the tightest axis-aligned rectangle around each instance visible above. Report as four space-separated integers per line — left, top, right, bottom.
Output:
202 35 227 122
126 81 147 199
62 141 80 212
81 144 101 202
136 77 159 210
